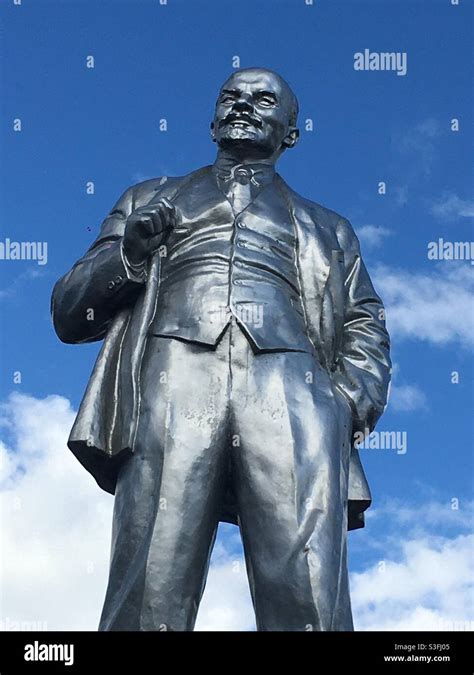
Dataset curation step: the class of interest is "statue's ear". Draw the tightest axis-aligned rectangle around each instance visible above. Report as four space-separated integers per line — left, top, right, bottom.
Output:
282 127 299 150
210 121 216 142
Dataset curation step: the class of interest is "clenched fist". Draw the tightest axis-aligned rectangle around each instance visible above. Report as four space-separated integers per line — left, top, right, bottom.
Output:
122 198 176 266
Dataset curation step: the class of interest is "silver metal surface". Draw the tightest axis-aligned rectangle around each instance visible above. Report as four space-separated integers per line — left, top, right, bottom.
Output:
51 68 391 631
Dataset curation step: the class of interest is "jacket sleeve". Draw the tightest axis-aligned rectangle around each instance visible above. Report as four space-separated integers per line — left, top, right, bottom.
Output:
331 216 392 434
51 185 146 344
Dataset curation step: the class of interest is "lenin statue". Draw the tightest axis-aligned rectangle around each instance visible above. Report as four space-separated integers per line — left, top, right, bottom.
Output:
51 68 391 631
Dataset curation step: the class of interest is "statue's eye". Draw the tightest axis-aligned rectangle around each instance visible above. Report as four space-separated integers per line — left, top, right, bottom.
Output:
257 95 276 107
221 96 235 104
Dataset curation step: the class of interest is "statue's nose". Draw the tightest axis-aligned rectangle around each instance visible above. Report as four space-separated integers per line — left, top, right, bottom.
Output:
233 98 254 113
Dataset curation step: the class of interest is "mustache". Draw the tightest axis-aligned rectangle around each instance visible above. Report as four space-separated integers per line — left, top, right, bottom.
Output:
219 112 262 129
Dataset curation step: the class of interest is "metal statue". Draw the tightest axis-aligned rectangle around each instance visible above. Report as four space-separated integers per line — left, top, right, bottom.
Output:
52 68 391 631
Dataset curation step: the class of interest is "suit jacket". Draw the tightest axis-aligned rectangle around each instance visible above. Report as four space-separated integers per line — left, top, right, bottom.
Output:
51 166 391 530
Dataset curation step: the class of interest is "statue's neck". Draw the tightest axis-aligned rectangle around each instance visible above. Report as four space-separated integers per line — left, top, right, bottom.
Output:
214 148 279 169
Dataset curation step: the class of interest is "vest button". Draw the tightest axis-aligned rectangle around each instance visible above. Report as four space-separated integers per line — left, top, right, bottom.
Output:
236 221 247 229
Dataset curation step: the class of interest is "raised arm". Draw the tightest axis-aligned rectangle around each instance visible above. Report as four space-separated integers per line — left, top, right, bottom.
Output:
51 186 141 343
51 184 175 344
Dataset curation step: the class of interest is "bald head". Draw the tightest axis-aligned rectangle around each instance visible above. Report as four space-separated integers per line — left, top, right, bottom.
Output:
218 68 299 126
211 67 300 161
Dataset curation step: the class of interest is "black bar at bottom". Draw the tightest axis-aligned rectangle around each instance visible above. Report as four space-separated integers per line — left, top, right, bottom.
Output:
0 630 471 673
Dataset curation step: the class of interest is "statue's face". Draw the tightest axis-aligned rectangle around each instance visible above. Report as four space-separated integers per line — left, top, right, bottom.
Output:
212 70 297 158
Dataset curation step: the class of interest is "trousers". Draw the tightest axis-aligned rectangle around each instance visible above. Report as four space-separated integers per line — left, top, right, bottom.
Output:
99 319 354 631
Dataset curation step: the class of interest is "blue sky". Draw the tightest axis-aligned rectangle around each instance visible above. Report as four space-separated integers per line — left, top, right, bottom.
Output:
0 0 473 630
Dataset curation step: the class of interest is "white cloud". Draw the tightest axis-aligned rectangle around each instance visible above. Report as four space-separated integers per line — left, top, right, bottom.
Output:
369 498 474 532
0 393 113 631
355 537 470 607
374 264 474 348
195 542 255 631
431 194 474 220
1 394 472 632
352 533 473 631
353 501 474 630
389 383 427 412
357 225 392 249
387 363 427 413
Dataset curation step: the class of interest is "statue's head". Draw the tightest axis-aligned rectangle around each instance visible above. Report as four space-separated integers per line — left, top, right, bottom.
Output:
211 67 299 161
